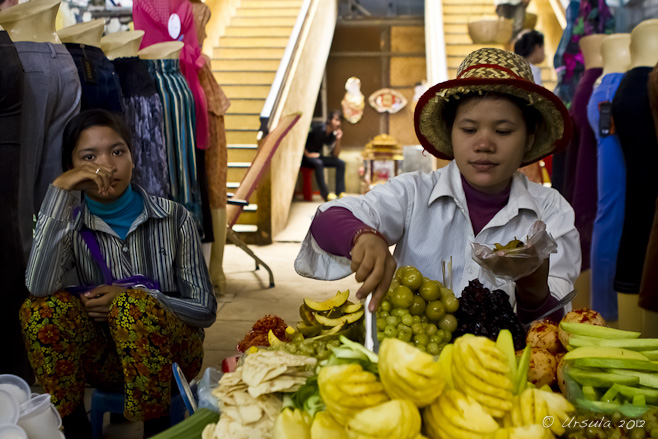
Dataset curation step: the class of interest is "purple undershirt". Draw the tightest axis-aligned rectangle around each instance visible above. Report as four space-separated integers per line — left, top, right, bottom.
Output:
309 174 563 321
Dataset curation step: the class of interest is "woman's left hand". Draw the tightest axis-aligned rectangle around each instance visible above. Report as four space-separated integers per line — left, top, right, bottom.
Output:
81 285 125 322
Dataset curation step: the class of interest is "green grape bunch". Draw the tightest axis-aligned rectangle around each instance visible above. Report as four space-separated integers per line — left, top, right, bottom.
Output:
375 266 459 355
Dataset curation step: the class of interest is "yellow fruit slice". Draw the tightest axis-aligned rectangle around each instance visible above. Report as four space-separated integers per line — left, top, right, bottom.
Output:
315 309 364 327
342 301 363 314
268 329 284 346
304 290 350 312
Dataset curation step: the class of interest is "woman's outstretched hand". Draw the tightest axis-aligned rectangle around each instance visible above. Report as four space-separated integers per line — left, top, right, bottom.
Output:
52 163 116 197
350 233 396 312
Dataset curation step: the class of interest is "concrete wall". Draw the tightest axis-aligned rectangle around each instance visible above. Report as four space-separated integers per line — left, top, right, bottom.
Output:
202 0 241 57
269 0 338 238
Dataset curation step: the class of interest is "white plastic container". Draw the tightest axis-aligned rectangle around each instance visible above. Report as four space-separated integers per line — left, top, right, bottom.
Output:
0 390 19 425
0 424 27 439
0 375 30 406
17 393 61 439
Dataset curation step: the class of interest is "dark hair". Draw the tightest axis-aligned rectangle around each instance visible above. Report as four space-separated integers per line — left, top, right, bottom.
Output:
327 110 342 122
61 110 132 171
514 30 545 58
442 92 542 135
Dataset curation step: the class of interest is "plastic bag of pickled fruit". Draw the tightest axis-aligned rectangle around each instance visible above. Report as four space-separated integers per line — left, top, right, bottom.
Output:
373 265 458 355
471 220 558 281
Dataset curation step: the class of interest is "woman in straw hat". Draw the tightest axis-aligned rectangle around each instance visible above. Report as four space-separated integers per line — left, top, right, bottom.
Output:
295 48 580 323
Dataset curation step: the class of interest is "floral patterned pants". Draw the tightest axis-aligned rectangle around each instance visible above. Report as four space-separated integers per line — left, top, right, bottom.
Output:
20 289 204 421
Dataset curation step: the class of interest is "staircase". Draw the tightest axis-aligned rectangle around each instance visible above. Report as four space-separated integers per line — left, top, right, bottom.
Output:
442 0 557 90
211 0 303 236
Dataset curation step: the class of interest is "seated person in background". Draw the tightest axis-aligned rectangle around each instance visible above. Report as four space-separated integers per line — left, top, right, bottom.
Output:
20 109 217 439
301 110 346 202
514 30 546 86
495 0 531 41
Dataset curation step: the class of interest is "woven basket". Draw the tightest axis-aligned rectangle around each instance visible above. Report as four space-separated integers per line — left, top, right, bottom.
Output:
468 19 513 44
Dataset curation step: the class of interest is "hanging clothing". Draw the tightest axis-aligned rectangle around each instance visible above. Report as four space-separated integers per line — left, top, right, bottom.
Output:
611 67 658 294
112 57 170 198
639 198 658 311
64 43 123 114
132 0 209 150
567 67 602 272
552 0 614 106
147 59 204 235
20 289 204 420
193 0 230 209
586 72 625 321
0 31 32 380
15 41 82 262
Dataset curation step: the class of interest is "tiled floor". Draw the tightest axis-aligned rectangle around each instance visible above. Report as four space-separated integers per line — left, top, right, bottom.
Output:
88 198 362 438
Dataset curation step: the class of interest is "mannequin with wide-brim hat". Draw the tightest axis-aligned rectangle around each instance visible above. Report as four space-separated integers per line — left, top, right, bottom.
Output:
101 30 145 60
57 18 105 47
138 41 184 60
0 0 61 44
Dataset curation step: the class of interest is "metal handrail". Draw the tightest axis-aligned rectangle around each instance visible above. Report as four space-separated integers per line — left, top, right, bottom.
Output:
258 0 313 138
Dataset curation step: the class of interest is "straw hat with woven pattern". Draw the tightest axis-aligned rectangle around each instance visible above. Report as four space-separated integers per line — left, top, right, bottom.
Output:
414 48 571 166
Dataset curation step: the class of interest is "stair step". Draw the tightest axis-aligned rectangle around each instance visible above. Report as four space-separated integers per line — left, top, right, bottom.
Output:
444 0 494 5
232 16 297 27
227 146 258 162
212 59 281 72
237 7 300 17
225 114 261 130
227 182 240 189
444 23 469 34
214 47 285 59
241 0 303 7
222 85 271 99
443 4 496 14
214 71 277 85
445 43 505 56
219 36 289 48
444 14 497 24
225 26 293 37
227 98 266 113
228 166 248 182
232 224 258 233
226 130 258 144
444 33 476 44
228 144 258 149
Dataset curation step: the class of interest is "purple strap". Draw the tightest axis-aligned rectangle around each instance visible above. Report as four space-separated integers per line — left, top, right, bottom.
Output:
65 220 160 295
81 229 114 284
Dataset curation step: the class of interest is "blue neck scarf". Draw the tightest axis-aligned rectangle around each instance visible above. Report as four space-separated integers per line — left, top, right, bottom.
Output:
85 185 144 240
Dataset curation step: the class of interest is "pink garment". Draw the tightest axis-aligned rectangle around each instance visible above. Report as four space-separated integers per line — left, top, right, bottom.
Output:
133 0 209 150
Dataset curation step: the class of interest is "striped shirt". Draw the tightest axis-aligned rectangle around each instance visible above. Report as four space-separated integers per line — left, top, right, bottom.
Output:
295 161 581 310
26 184 217 328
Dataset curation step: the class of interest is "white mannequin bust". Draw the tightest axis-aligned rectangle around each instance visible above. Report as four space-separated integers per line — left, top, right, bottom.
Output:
579 34 605 70
57 18 105 47
629 19 658 69
101 30 144 60
0 0 61 44
138 41 183 60
601 34 631 76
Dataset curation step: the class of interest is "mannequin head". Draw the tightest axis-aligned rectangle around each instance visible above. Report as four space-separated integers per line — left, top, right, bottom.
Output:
514 30 545 65
101 30 145 60
630 20 658 69
0 0 61 43
579 34 606 70
57 18 105 47
601 34 631 76
0 0 18 13
138 41 184 60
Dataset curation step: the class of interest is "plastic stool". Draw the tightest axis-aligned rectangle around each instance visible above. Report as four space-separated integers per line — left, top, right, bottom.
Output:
300 167 318 201
90 383 196 439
